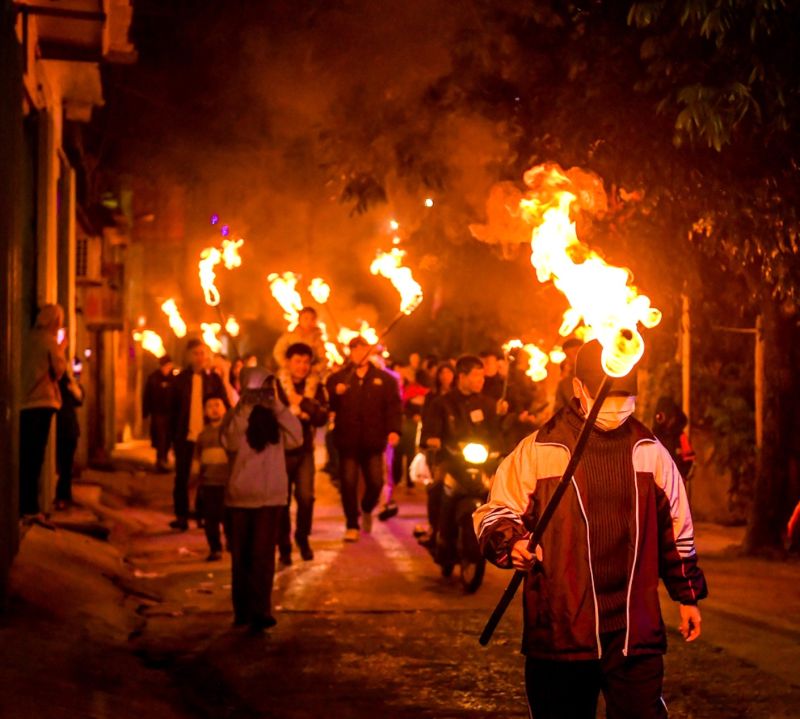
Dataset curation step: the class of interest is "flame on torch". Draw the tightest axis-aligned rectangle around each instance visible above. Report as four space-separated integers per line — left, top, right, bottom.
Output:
308 277 331 304
518 164 661 377
221 238 244 270
338 321 380 348
133 330 166 358
225 316 240 337
161 298 187 338
268 271 304 330
502 339 549 382
201 322 223 354
370 248 423 315
199 247 222 306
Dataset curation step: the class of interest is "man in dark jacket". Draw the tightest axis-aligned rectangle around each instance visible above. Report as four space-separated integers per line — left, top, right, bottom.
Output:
143 354 175 472
474 340 707 719
276 343 329 563
327 336 402 542
169 339 229 531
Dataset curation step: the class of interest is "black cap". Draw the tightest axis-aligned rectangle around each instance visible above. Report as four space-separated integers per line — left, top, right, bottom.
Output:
158 354 173 366
574 340 638 396
348 336 369 349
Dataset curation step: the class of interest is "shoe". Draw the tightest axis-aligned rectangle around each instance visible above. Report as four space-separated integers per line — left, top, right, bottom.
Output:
412 524 430 538
233 616 249 627
169 518 189 531
279 549 293 567
206 551 222 562
361 512 373 534
296 540 314 561
377 503 399 522
250 615 277 633
343 528 360 542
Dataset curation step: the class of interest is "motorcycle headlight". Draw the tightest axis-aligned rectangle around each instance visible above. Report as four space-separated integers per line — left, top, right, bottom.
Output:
462 442 489 465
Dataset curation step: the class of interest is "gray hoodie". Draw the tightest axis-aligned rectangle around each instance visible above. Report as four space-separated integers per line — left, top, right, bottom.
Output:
221 367 303 508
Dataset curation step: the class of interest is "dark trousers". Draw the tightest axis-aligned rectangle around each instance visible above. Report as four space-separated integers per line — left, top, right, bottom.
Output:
19 408 56 515
340 450 385 529
55 435 78 503
229 506 282 623
525 630 668 719
279 451 315 550
150 413 171 465
200 485 227 553
173 438 195 520
392 417 418 487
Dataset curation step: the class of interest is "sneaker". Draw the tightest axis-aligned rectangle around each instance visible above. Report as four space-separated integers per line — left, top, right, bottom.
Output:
206 551 222 562
296 540 314 561
361 512 373 534
343 528 360 542
169 518 189 531
377 503 399 522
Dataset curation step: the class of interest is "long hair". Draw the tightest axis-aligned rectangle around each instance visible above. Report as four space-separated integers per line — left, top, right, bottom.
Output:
245 404 280 452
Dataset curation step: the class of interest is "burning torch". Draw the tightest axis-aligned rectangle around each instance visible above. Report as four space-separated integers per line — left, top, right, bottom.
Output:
479 163 661 645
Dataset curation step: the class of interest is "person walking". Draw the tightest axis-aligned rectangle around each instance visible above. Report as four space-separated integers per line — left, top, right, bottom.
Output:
143 354 175 472
169 339 229 531
221 367 302 632
474 340 707 718
54 361 84 510
276 343 329 564
20 304 67 523
326 336 402 542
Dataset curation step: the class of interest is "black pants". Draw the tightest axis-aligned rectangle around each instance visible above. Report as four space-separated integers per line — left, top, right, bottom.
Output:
150 413 171 466
55 435 78 503
525 630 668 719
391 417 418 487
279 451 315 550
200 485 227 553
172 438 195 520
19 408 56 516
340 450 385 529
229 506 282 624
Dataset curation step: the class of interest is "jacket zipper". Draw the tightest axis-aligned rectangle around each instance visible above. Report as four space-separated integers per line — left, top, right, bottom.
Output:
572 476 602 659
623 440 647 656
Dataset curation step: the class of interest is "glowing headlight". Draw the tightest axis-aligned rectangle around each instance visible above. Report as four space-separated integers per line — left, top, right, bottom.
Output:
462 442 489 465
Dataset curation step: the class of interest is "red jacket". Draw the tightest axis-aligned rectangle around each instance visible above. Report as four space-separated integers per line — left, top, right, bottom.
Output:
474 405 707 660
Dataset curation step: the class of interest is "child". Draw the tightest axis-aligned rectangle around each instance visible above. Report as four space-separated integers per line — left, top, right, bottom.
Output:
221 367 302 632
193 396 230 561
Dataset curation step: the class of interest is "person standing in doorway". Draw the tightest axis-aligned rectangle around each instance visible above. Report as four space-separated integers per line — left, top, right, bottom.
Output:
143 354 175 472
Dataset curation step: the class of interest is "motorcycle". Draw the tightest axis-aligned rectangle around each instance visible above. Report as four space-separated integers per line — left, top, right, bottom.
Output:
420 441 499 593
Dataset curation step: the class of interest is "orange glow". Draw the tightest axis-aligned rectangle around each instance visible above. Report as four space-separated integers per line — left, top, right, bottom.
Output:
308 277 331 304
338 321 379 347
221 238 244 270
389 219 400 231
502 338 549 382
161 298 187 338
225 316 240 337
268 271 304 330
518 164 661 377
133 329 166 358
369 248 423 315
201 322 223 353
199 247 222 306
549 347 567 365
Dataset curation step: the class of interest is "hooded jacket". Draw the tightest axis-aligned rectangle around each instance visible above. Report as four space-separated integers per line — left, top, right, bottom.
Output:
221 367 303 508
22 305 67 410
474 403 707 660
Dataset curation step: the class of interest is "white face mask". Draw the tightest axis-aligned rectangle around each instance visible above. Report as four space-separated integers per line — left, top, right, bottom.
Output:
578 384 636 431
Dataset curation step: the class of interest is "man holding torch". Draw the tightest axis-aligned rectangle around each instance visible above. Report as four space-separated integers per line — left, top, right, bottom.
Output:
474 339 707 718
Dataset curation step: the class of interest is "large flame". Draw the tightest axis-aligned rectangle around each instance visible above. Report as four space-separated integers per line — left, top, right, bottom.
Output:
519 164 661 377
370 248 423 315
199 247 222 307
161 298 187 338
268 271 304 330
318 320 344 365
133 329 166 358
338 321 380 347
308 277 331 304
201 322 223 354
225 316 240 337
221 238 244 270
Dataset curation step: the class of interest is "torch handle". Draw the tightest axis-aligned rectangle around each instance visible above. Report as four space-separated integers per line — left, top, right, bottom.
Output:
478 374 614 646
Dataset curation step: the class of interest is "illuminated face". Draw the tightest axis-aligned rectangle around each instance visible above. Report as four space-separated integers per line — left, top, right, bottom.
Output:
204 397 226 422
409 352 421 369
288 352 312 381
189 344 207 372
438 367 454 391
298 310 317 331
160 362 174 375
460 367 485 395
482 355 499 377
